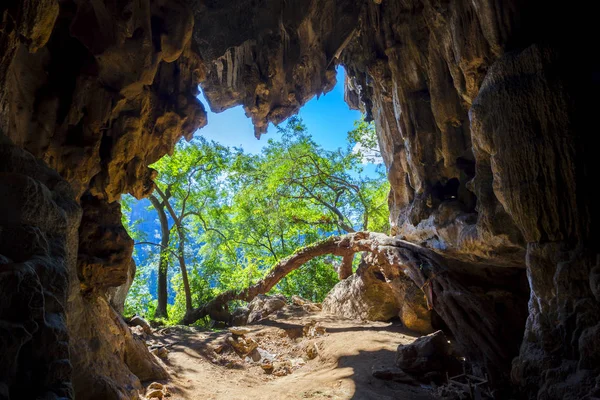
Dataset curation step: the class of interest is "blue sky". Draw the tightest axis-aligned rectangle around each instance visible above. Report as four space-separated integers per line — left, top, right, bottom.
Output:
195 68 380 177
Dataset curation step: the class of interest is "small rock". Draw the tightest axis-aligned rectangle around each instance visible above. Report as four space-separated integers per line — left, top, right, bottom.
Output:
213 344 225 354
151 347 168 359
146 389 163 399
229 326 252 336
272 361 292 376
257 347 277 362
130 325 146 338
290 357 306 368
306 343 319 360
129 315 152 334
261 361 274 373
148 382 164 390
303 320 326 337
227 335 258 356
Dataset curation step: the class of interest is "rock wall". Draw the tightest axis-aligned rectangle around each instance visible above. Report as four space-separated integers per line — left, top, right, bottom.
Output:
1 0 200 398
0 136 80 399
0 0 598 399
340 1 598 397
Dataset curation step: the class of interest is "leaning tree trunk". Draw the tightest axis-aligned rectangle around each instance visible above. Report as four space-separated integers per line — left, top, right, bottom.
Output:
149 195 170 319
182 232 518 383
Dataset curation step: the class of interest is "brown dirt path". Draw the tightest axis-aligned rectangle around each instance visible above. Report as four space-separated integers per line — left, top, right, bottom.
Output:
145 306 436 400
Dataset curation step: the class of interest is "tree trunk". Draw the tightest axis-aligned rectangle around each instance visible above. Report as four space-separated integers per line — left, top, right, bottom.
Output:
153 186 194 313
149 195 170 319
337 253 354 280
176 226 193 312
181 231 520 382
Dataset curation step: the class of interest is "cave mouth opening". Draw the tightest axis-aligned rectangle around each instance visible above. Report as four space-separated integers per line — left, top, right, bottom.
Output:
119 67 397 328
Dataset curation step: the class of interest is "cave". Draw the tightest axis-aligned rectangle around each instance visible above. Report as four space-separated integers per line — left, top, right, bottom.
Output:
0 1 598 399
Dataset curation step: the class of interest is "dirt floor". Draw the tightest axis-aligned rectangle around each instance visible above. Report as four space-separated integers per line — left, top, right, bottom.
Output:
142 305 437 400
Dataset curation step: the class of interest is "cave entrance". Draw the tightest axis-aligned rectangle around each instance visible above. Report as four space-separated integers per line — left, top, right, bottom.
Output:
119 67 400 327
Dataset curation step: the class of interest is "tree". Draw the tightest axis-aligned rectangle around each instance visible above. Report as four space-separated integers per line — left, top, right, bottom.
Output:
122 117 389 324
134 137 231 320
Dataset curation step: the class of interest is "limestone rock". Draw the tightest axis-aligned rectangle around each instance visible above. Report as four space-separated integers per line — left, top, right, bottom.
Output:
303 321 326 338
292 295 322 312
150 347 168 360
0 0 596 398
130 316 153 335
148 382 164 391
323 254 433 334
146 389 163 399
107 259 136 315
230 306 250 326
272 361 292 377
247 294 287 324
226 335 258 357
261 361 274 374
229 326 252 336
395 331 452 374
305 343 319 360
0 137 80 399
372 366 416 384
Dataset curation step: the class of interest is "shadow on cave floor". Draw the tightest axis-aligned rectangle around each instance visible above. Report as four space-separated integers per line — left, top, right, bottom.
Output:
336 348 435 400
140 309 435 399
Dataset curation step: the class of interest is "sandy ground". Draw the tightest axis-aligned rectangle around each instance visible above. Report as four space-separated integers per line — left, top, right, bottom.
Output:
144 306 436 400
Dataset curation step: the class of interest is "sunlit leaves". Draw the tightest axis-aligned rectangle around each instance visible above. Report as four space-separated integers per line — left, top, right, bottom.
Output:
123 116 390 319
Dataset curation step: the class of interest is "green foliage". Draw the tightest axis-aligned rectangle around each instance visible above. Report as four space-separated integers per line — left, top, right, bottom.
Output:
168 267 215 327
123 117 390 322
120 194 146 242
124 261 156 319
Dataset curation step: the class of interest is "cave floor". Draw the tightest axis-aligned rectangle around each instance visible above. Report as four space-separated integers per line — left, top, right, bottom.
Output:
143 307 436 400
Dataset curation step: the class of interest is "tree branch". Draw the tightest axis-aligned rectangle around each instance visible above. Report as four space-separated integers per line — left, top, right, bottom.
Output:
135 241 178 259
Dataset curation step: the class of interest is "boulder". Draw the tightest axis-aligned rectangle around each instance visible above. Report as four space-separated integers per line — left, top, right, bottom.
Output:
323 254 433 333
230 306 250 326
395 330 453 374
129 315 152 335
247 294 287 324
292 295 322 312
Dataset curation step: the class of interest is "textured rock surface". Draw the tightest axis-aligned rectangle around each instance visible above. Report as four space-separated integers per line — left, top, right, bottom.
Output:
1 0 202 398
107 259 136 315
247 294 287 324
0 135 81 399
194 0 361 137
0 0 598 399
395 330 452 374
323 254 433 333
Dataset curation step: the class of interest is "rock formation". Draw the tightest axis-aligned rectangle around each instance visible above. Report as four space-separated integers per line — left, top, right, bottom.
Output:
0 0 597 399
323 254 434 334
